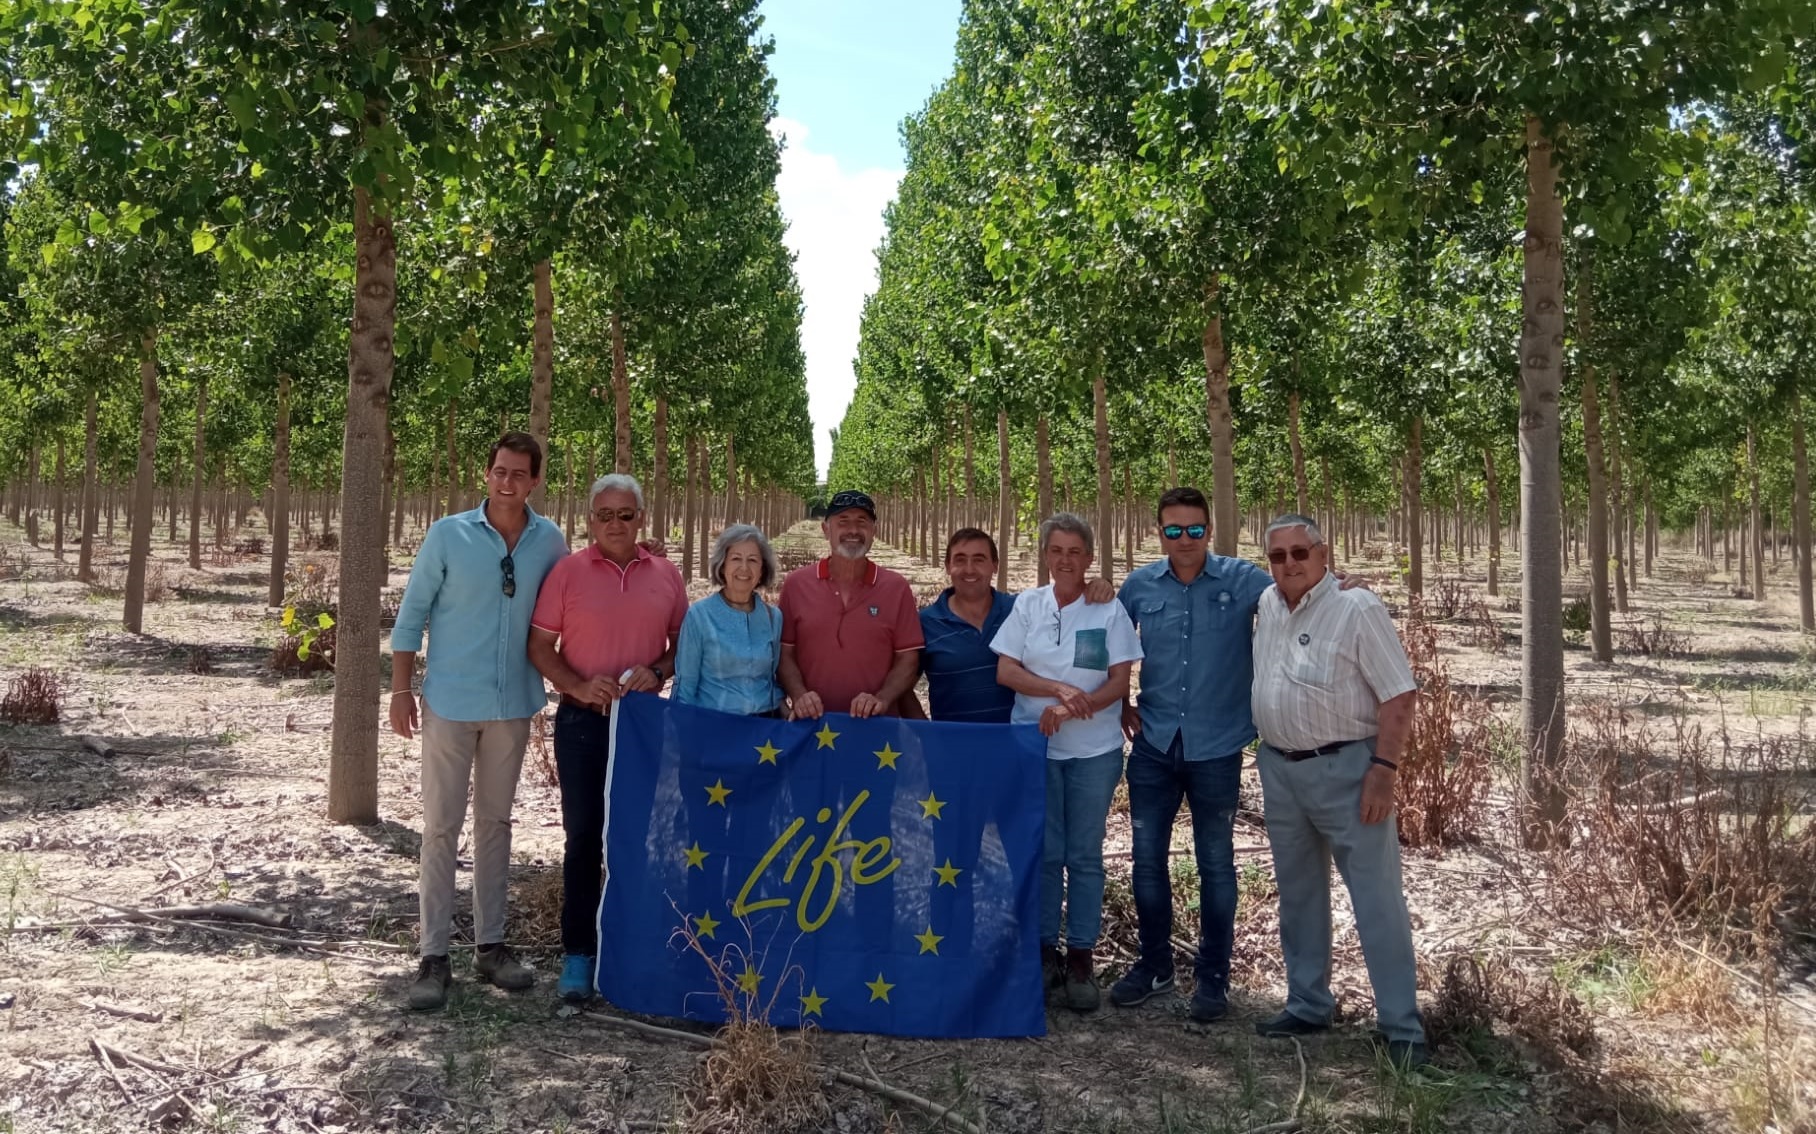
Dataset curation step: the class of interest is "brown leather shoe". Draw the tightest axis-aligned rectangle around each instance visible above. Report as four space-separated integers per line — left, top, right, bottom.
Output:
1064 947 1100 1012
406 955 452 1010
474 944 534 991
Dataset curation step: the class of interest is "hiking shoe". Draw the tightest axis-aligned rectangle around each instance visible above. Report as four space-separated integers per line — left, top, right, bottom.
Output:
1109 963 1176 1008
558 954 595 1002
1368 1033 1433 1071
1041 944 1066 991
1187 985 1229 1023
475 944 534 991
1254 1008 1330 1038
406 955 452 1011
1064 947 1100 1012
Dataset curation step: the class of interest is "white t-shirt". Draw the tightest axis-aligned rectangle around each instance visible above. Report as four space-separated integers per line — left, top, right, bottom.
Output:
990 585 1143 760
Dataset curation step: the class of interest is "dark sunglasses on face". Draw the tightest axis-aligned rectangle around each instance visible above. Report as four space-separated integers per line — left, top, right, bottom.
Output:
1161 524 1207 541
1267 546 1317 565
592 508 639 523
501 554 517 598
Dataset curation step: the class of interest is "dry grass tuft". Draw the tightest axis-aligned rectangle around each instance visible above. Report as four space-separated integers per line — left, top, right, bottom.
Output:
1425 953 1596 1065
527 710 557 789
508 869 563 951
1462 598 1505 654
1618 614 1691 659
1 667 63 725
88 563 172 602
1426 575 1473 620
1396 599 1492 848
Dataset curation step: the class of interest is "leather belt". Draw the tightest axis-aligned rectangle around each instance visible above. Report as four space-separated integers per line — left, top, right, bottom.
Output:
559 695 605 713
1276 739 1363 762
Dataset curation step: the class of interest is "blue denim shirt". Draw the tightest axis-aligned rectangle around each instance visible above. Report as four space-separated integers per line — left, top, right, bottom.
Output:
672 593 785 716
919 588 1019 723
1117 553 1273 761
389 502 568 722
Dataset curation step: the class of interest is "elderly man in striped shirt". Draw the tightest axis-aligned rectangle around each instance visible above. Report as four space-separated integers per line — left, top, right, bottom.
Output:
1250 513 1427 1070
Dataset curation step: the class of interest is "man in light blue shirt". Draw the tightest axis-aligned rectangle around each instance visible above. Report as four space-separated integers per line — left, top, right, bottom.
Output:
1110 486 1273 1023
388 432 568 1010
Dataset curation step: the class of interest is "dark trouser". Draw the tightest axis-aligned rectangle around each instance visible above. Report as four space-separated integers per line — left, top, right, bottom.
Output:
553 701 612 956
1126 730 1241 997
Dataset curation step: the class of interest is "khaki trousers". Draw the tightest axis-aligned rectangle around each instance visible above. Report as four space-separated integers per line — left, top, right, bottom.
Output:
418 706 532 956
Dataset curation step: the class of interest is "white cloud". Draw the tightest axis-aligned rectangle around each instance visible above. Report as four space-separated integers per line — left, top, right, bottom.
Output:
770 117 901 480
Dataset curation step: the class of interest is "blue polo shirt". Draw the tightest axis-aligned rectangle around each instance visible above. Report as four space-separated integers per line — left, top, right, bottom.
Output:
390 502 568 722
1117 553 1273 761
919 588 1018 723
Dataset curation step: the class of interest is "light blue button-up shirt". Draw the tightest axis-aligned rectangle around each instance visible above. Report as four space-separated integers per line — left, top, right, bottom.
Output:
672 592 785 715
1117 553 1273 761
390 502 568 722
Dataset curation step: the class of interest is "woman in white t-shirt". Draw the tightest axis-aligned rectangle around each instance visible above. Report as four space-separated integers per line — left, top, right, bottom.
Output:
991 513 1142 1012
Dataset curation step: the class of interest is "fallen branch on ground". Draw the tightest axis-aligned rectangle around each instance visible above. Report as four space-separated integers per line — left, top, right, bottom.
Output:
1239 1037 1307 1134
84 998 163 1023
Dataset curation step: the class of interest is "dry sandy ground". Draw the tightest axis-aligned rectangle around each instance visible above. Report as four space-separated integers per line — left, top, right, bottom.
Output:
0 514 1811 1134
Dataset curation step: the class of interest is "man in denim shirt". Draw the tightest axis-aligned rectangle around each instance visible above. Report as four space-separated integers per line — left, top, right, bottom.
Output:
1109 486 1272 1022
389 433 569 1010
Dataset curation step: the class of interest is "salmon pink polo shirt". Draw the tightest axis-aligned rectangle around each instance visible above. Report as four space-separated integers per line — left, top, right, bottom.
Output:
530 545 688 682
779 557 923 715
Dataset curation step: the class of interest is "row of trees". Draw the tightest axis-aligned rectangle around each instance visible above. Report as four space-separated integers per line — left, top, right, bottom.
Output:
829 0 1816 844
0 0 816 822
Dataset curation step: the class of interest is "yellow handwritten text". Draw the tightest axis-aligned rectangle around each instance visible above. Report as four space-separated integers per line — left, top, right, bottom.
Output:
731 789 901 932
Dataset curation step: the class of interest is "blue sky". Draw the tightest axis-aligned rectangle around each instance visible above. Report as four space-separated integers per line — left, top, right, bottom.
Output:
760 0 963 477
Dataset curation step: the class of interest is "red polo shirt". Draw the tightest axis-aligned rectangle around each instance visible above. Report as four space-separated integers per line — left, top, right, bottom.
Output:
779 557 923 714
530 545 688 681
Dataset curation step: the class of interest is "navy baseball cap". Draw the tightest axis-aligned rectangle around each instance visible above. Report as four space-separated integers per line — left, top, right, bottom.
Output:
825 490 877 519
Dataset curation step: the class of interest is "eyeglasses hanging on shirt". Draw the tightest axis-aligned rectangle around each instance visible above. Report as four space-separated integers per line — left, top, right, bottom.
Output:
500 554 516 598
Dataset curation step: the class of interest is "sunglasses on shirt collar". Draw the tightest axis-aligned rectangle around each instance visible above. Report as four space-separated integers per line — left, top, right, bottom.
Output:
1161 523 1207 541
501 554 516 598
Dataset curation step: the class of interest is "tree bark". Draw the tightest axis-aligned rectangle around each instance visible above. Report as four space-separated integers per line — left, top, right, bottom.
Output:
563 437 577 543
1404 417 1423 595
1094 367 1114 584
444 399 461 516
122 329 162 634
1202 278 1238 557
187 375 208 570
53 436 66 557
997 408 1013 591
1581 363 1614 663
1794 392 1814 632
79 391 98 581
1483 448 1501 597
1749 427 1765 600
611 308 631 473
24 446 39 546
653 396 669 539
268 373 292 606
1037 414 1053 586
380 426 397 552
529 257 555 507
1289 388 1310 514
1517 115 1568 846
681 435 698 579
328 186 396 826
963 405 976 533
1320 452 1335 548
725 431 737 526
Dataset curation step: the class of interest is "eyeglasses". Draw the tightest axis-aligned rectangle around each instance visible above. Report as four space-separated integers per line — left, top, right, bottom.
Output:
592 508 639 523
1161 524 1207 541
500 554 517 598
1266 546 1319 565
1051 607 1064 645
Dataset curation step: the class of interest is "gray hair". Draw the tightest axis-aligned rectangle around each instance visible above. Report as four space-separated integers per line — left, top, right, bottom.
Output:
1264 513 1325 546
1038 512 1094 558
710 524 777 589
589 473 645 511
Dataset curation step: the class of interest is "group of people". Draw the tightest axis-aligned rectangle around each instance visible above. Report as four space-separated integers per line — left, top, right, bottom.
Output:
390 432 1429 1069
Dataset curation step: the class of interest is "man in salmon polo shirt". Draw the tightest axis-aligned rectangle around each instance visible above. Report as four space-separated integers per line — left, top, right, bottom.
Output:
778 489 923 719
528 472 689 1002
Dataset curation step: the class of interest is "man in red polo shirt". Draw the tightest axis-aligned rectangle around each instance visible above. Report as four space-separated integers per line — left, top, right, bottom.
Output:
528 473 688 1002
779 490 924 719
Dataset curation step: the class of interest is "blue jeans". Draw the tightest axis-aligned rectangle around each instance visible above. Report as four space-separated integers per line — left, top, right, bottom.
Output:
1042 747 1124 949
1126 731 1241 995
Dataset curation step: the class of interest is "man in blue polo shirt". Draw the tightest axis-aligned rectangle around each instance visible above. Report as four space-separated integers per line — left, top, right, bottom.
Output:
918 528 1116 723
389 432 570 1010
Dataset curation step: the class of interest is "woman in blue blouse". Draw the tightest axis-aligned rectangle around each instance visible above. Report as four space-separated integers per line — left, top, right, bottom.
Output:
673 524 784 716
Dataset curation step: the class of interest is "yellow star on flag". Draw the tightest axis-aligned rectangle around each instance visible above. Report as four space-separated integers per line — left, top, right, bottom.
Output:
737 966 762 996
800 988 827 1017
933 859 963 887
684 843 708 870
918 791 946 820
914 926 944 955
872 743 901 770
693 912 720 940
866 973 894 1003
705 779 732 806
815 722 840 749
755 740 781 765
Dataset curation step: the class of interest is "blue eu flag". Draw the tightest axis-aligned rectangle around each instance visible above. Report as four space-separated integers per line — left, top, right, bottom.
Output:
597 693 1048 1038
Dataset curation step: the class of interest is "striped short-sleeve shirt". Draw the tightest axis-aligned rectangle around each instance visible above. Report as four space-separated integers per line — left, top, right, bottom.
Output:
1251 572 1417 752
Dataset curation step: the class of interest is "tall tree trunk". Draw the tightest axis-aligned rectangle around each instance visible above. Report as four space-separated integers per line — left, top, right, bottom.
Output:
1794 393 1814 632
997 408 1013 591
963 405 976 533
268 372 292 606
188 374 208 570
123 329 162 634
53 436 66 557
24 446 39 546
1517 115 1568 846
1289 388 1310 514
563 437 577 543
1749 427 1765 600
1404 417 1423 594
1202 278 1238 556
328 187 396 826
653 396 669 539
380 426 396 552
1644 480 1656 578
611 308 631 473
698 442 712 580
390 429 406 547
1581 363 1614 663
1094 368 1114 584
1320 453 1335 548
725 431 737 525
1037 414 1053 586
682 436 698 579
528 258 555 507
79 392 98 581
1484 447 1502 597
444 399 461 516
1123 464 1136 576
